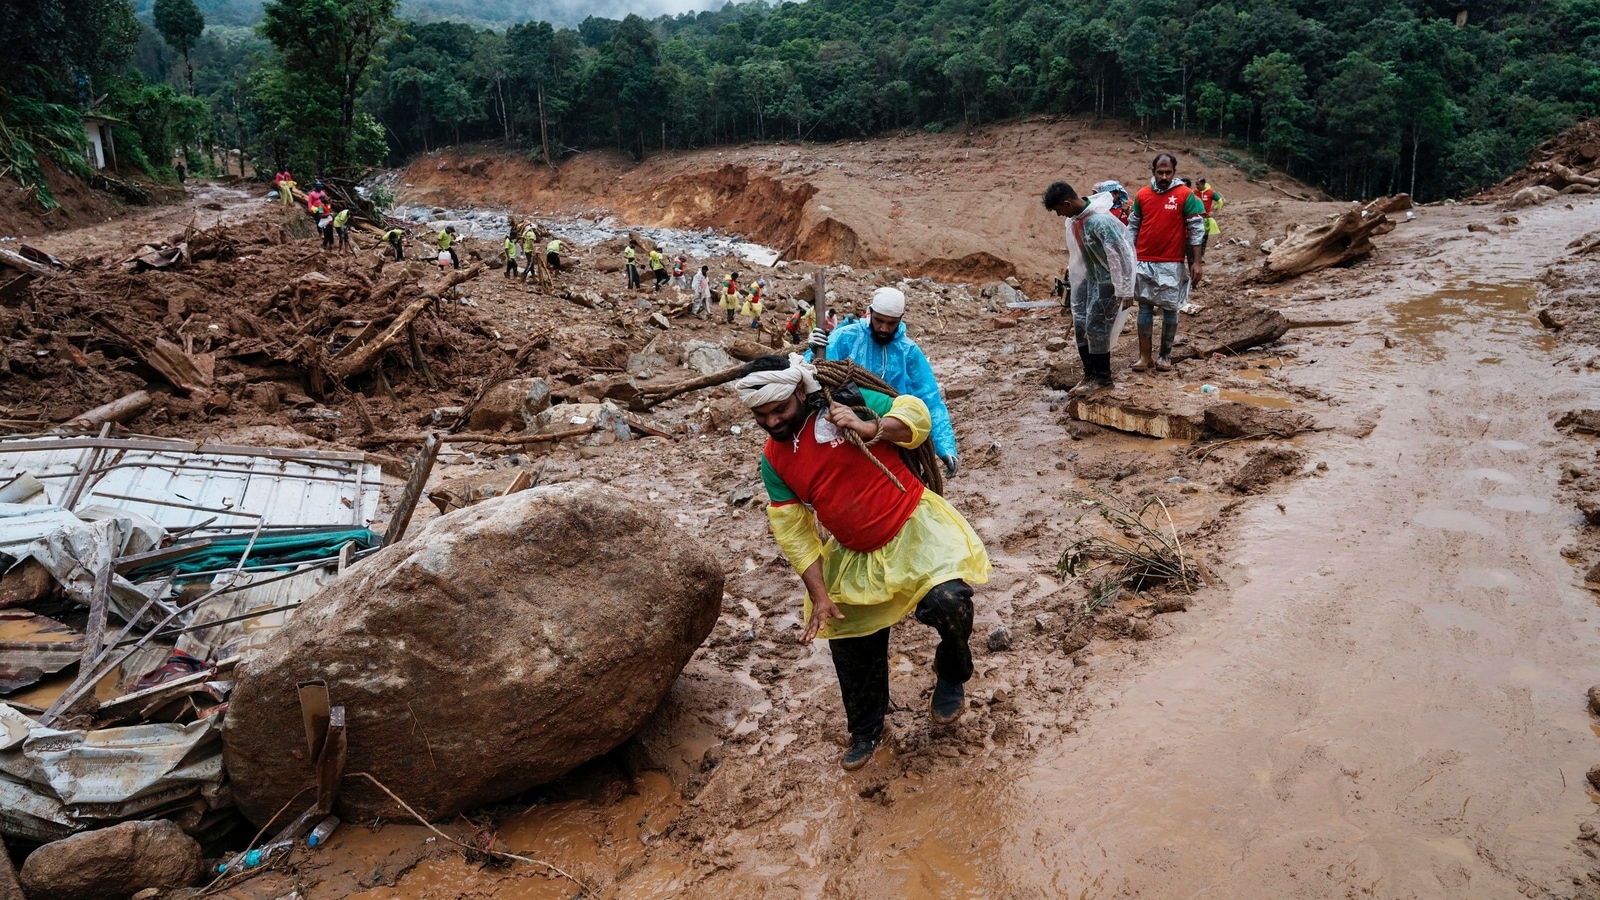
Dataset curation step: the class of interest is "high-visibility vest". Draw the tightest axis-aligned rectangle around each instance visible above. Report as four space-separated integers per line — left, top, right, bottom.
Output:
438 231 453 249
504 238 517 258
333 209 349 228
624 246 635 262
547 240 562 253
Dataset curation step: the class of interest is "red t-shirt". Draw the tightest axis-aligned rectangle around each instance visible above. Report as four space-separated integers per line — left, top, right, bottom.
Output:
762 401 924 553
1133 183 1196 262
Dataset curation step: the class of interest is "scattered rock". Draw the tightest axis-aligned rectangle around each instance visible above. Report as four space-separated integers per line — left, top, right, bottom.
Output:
987 625 1013 652
1045 336 1069 352
19 820 202 900
1589 764 1600 791
223 482 725 825
1466 222 1494 234
1587 684 1600 715
466 377 551 432
1579 496 1600 526
626 352 669 374
532 401 632 445
1034 612 1059 632
1537 308 1564 331
1130 620 1155 641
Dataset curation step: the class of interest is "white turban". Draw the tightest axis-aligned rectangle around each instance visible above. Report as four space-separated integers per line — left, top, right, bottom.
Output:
736 353 821 408
869 286 906 318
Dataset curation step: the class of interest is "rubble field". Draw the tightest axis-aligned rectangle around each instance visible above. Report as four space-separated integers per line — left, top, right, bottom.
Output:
5 117 1600 899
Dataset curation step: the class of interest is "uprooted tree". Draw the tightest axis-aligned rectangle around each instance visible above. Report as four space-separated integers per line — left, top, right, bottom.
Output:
1258 194 1408 282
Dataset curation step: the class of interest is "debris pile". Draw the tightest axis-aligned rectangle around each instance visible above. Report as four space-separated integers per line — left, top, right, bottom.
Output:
1485 117 1600 200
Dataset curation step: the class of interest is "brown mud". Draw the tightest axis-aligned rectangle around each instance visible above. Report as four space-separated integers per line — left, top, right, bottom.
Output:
10 120 1600 899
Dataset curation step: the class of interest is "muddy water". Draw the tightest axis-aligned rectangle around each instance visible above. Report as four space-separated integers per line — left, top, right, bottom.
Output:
999 200 1600 897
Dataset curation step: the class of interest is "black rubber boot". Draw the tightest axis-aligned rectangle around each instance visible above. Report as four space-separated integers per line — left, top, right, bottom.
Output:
841 733 881 771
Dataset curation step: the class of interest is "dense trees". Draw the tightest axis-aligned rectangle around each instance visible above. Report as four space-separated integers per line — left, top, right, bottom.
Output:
3 0 1599 208
353 0 1599 201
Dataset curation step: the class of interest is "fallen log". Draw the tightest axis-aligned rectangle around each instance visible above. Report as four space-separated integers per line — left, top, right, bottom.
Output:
635 364 746 409
1260 204 1392 282
62 391 152 430
326 263 483 382
0 248 54 278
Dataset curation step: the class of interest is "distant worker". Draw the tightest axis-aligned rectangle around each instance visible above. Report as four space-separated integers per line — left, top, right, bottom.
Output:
785 300 816 345
808 287 961 478
546 236 564 271
624 241 640 289
333 207 351 252
691 265 712 317
174 161 186 184
383 226 405 261
721 271 743 324
503 230 520 278
742 278 767 330
520 225 539 277
1045 180 1135 396
672 255 687 289
650 247 669 292
737 354 990 770
306 182 327 216
319 210 335 251
1127 153 1204 372
438 225 459 270
278 174 297 208
1195 176 1224 259
1093 180 1132 225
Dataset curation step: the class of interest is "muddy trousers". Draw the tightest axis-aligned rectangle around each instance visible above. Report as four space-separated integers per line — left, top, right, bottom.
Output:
504 258 518 277
1071 280 1118 381
827 580 975 742
1137 304 1179 359
626 264 640 289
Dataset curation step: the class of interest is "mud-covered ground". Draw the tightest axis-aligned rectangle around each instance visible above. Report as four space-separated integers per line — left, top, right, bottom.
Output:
12 119 1600 899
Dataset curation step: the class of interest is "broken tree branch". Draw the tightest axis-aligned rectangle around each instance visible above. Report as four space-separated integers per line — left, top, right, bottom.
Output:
327 263 483 382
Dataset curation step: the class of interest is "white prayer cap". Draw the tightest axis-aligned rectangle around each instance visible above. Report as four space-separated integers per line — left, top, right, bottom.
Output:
869 286 906 318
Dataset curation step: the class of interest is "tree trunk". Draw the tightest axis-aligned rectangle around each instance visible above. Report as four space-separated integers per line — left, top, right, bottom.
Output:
537 81 552 168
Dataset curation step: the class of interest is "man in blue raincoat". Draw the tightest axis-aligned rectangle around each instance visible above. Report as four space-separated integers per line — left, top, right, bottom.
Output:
808 286 960 478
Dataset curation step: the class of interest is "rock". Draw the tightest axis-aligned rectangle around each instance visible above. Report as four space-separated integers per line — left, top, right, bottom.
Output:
1466 222 1493 233
1587 684 1600 715
1069 384 1206 440
681 341 738 376
532 401 631 445
626 353 669 374
1004 276 1021 289
986 625 1012 652
223 482 724 826
651 312 672 330
986 316 1019 331
19 820 202 900
1537 308 1564 331
1203 402 1316 439
467 377 551 432
1045 336 1069 352
1176 306 1289 361
1034 612 1059 632
1060 623 1093 654
702 396 749 432
1589 764 1600 791
1504 185 1558 210
1130 620 1155 641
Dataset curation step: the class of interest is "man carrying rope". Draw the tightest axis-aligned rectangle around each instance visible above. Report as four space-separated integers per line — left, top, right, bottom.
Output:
739 354 991 770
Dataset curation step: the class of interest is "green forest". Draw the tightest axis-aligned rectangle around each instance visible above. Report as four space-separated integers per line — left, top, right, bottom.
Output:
3 0 1597 210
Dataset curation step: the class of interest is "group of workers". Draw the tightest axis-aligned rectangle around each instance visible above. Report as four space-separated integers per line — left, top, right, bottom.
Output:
272 171 353 253
1046 154 1222 395
735 151 1224 772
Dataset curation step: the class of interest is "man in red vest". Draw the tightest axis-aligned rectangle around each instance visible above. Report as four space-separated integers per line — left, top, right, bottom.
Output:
1127 153 1206 372
1196 176 1224 260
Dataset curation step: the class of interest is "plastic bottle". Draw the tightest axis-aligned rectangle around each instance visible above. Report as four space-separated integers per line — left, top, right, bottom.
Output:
307 815 341 847
1200 384 1219 395
216 840 293 874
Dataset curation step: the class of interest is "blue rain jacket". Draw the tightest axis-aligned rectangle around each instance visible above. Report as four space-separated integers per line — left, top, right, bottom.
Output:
814 321 957 459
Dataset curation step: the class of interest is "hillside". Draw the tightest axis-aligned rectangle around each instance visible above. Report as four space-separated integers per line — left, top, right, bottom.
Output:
394 119 1319 294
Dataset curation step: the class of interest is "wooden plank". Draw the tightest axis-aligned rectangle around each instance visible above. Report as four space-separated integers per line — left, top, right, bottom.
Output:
383 432 440 547
113 539 214 574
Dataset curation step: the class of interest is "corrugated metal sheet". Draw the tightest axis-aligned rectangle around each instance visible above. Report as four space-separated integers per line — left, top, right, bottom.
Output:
176 563 342 661
0 436 382 536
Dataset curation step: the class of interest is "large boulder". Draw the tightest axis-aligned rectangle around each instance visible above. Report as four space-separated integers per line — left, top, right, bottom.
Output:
222 482 723 826
19 820 202 900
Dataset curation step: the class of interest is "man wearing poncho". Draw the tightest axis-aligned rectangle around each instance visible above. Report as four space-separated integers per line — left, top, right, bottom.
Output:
739 354 991 770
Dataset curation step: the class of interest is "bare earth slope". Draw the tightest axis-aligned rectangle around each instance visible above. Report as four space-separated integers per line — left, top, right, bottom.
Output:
394 119 1308 295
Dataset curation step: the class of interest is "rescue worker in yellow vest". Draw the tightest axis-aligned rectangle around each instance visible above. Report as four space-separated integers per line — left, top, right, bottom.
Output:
546 238 564 271
383 227 405 261
503 230 519 278
624 242 641 289
437 226 459 270
333 208 351 252
521 226 539 277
